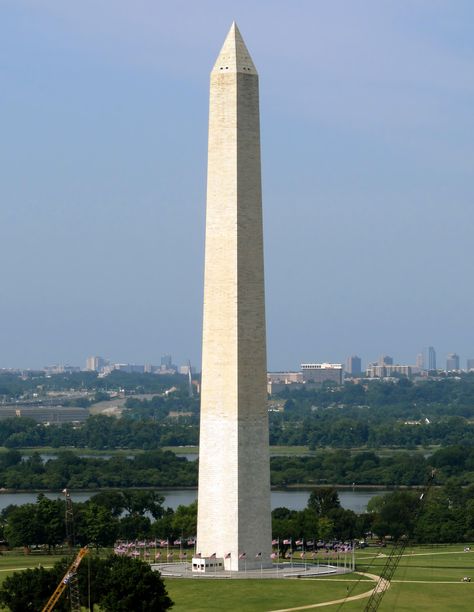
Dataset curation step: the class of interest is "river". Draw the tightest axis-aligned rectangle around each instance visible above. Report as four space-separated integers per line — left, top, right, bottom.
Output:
0 488 385 514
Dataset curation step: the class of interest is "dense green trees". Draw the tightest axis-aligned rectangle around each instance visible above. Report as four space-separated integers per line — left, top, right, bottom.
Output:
271 482 474 545
2 482 474 562
3 445 474 490
0 556 172 612
0 413 198 450
3 373 474 452
0 449 197 490
1 491 195 551
366 481 474 543
0 566 62 612
0 370 187 400
4 495 64 551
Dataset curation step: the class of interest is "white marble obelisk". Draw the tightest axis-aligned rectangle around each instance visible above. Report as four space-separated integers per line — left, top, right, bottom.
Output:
196 23 272 572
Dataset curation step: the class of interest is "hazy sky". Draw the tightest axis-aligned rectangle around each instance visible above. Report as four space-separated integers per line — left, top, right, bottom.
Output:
1 1 473 370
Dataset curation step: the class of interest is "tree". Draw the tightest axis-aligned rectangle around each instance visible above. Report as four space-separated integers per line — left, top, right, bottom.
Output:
371 491 419 539
118 515 152 541
307 487 341 515
171 501 197 537
90 491 126 517
0 567 65 612
0 556 173 612
79 503 118 550
121 490 165 519
4 503 42 550
97 556 173 612
36 494 65 552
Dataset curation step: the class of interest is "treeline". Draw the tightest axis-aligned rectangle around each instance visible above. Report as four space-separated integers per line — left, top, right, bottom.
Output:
0 490 192 550
272 446 474 486
0 555 172 612
270 413 474 448
0 450 197 490
270 377 474 447
2 411 474 453
2 483 474 555
2 445 474 490
278 375 474 415
0 414 198 449
0 371 188 399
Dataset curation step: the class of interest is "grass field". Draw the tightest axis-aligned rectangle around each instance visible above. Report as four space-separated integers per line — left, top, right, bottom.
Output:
2 544 471 611
164 544 474 611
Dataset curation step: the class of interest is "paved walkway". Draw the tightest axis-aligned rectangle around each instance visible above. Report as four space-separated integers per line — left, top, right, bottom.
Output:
358 548 472 561
155 561 352 580
267 572 389 611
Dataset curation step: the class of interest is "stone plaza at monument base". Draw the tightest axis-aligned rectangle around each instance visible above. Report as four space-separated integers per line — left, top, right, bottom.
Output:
154 560 355 580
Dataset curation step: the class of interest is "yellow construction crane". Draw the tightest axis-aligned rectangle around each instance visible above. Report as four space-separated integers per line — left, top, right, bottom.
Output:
41 546 89 612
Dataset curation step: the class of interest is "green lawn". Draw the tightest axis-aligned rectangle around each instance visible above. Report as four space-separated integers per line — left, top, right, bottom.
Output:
165 544 474 611
1 544 473 611
0 552 57 575
165 578 369 611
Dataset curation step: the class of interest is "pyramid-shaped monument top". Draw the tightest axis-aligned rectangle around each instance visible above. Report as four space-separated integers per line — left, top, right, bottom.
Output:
212 22 257 74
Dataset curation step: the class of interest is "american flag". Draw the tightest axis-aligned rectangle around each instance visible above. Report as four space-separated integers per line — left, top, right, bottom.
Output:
155 552 161 559
270 552 278 559
295 539 303 546
195 552 202 558
187 539 195 546
210 552 216 559
300 552 305 559
179 553 187 559
283 539 291 545
255 552 262 558
174 539 182 546
159 540 168 547
272 539 279 545
239 552 246 559
167 552 173 559
225 552 231 559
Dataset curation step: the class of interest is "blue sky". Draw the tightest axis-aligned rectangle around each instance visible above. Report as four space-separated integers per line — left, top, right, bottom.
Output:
1 1 473 370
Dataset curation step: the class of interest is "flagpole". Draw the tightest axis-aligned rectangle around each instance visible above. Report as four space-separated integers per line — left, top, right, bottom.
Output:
277 538 280 577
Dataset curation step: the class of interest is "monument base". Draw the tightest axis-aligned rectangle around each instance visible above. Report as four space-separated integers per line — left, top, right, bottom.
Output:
191 556 273 572
192 557 224 573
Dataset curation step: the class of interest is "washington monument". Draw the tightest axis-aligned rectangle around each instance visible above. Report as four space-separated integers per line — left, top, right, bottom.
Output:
196 23 272 571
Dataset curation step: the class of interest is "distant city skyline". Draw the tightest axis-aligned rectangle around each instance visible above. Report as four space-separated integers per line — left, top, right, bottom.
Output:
1 2 473 370
3 347 474 374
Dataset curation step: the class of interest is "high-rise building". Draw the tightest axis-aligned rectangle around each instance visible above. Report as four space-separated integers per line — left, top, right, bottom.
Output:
346 355 362 376
196 23 271 572
428 346 436 370
467 359 474 371
416 352 424 370
366 364 412 378
86 356 107 372
379 355 393 366
160 354 172 368
301 363 343 385
446 353 460 371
